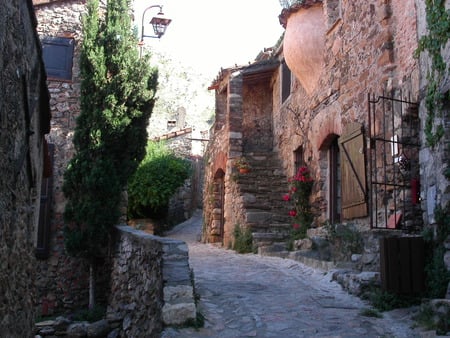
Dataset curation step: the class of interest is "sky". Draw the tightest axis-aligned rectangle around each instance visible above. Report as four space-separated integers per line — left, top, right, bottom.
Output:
134 0 285 78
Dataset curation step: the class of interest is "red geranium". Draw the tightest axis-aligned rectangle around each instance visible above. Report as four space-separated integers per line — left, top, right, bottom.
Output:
283 166 314 230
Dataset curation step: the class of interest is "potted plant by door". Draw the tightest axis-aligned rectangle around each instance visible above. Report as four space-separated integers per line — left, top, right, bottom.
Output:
234 157 251 173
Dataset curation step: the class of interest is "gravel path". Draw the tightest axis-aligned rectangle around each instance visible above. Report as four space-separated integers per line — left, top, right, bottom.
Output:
161 210 422 338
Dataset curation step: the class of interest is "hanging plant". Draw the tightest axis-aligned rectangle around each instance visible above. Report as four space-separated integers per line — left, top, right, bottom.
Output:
234 157 251 173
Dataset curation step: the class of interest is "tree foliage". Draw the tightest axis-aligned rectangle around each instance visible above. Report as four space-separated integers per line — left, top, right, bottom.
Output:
63 0 158 258
127 141 192 219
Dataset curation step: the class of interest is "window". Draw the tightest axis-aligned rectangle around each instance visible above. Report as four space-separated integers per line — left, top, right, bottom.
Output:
281 60 291 103
36 142 54 259
41 37 74 81
294 146 304 174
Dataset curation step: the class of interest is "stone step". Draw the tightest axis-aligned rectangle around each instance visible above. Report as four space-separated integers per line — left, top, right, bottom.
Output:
236 151 294 248
250 223 291 233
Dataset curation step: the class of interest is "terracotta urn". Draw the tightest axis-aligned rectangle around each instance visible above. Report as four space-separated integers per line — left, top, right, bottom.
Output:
279 1 325 94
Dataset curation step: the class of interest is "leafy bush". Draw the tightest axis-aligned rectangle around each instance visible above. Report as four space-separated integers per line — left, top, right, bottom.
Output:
422 204 450 299
363 286 421 312
232 224 253 254
127 141 191 219
72 305 106 323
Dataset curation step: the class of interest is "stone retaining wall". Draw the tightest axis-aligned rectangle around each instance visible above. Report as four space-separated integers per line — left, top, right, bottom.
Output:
106 226 196 337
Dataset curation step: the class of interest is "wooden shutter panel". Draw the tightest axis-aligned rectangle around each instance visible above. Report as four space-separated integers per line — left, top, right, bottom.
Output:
338 123 367 219
281 61 291 103
42 37 74 81
36 144 54 259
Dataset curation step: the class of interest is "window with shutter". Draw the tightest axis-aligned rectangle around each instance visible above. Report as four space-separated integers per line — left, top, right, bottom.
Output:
329 137 341 224
36 143 54 259
281 60 292 103
41 37 74 81
338 123 368 219
294 146 304 173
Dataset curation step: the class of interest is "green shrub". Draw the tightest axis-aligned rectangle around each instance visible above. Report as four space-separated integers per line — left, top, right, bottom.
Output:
423 204 450 299
286 225 308 251
127 141 191 219
360 308 382 318
232 224 253 254
414 301 450 335
364 287 421 312
72 305 106 323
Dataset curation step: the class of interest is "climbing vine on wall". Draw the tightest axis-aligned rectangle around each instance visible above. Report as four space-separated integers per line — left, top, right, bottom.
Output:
415 0 450 147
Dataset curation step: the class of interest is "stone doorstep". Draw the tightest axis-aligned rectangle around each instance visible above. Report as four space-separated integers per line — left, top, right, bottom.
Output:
259 246 386 298
162 302 197 326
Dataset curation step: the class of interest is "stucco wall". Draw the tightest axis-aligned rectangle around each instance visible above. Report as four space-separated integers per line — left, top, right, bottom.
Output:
0 0 50 335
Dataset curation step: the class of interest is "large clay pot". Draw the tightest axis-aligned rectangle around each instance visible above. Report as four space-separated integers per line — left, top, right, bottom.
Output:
281 3 325 94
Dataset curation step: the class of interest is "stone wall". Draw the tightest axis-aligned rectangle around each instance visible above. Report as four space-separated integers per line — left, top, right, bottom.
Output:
416 0 450 224
415 0 450 297
33 0 105 315
107 226 196 337
273 0 420 268
205 0 424 268
0 0 51 335
203 71 243 246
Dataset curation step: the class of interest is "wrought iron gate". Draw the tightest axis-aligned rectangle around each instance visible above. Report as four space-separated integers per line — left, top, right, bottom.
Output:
368 92 422 231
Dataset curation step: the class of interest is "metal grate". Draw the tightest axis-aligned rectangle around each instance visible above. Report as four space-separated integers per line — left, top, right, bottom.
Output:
368 92 422 231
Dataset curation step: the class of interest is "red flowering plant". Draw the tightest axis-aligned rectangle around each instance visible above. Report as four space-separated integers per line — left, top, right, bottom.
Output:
283 166 314 241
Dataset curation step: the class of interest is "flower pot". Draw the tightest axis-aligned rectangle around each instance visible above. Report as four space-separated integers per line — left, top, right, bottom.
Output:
281 3 325 94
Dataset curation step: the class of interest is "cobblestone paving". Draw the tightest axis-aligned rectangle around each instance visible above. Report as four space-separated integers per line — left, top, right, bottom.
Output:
161 211 422 338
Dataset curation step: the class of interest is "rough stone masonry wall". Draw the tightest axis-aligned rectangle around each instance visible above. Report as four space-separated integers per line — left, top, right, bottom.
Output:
107 226 196 337
203 79 232 243
0 0 50 336
33 0 103 316
203 72 249 246
272 0 419 268
415 0 450 297
416 0 450 224
275 0 420 179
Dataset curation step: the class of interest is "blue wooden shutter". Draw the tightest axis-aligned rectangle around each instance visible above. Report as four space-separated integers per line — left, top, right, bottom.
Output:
42 37 74 81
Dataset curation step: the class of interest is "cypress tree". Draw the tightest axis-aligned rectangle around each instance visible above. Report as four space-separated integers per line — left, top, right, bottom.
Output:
62 0 158 306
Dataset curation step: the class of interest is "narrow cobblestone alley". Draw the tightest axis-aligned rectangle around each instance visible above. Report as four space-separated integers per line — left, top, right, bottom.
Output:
161 211 422 338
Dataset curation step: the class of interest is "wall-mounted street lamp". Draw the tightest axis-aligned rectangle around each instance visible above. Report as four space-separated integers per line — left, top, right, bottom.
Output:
140 5 171 42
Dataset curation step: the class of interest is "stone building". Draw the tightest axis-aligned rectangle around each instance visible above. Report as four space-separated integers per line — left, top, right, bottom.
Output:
32 0 203 316
203 0 449 295
32 0 97 315
415 0 450 298
0 0 51 335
